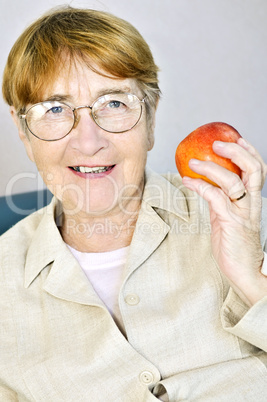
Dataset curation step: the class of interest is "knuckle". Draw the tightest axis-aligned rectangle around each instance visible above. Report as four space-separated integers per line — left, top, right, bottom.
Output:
228 173 241 188
228 174 244 197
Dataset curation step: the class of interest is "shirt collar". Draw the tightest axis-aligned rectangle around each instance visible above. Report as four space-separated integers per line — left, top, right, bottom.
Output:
24 197 67 287
143 167 190 221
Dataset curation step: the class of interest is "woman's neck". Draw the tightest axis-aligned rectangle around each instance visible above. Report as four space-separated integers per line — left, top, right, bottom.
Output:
59 204 140 253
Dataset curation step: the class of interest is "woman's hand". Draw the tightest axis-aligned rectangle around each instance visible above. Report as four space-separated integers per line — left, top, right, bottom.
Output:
182 138 267 307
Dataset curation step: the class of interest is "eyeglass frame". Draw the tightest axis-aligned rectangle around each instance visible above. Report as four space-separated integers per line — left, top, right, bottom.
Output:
18 92 147 142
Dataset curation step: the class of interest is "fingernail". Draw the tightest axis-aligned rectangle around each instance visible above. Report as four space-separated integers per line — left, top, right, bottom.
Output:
213 140 225 147
189 158 200 165
182 176 192 181
238 138 249 148
182 176 194 189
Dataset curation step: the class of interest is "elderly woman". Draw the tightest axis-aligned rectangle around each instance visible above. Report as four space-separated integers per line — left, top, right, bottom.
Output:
1 6 267 401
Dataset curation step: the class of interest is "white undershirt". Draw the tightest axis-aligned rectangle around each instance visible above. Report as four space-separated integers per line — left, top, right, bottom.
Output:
67 244 129 333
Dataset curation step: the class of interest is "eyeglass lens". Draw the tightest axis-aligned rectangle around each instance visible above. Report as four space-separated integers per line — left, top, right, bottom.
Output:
25 93 143 141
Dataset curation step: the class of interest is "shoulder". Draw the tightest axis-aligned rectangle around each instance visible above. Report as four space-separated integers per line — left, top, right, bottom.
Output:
0 204 52 268
0 206 46 242
0 211 44 322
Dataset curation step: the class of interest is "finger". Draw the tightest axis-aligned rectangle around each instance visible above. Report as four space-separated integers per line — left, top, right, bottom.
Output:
237 137 267 179
182 175 230 216
238 137 266 164
188 158 261 222
212 141 265 191
229 189 247 203
182 175 221 200
188 159 246 200
182 175 260 231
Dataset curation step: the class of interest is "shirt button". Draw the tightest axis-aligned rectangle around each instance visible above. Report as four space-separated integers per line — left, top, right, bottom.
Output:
124 294 140 306
139 371 154 385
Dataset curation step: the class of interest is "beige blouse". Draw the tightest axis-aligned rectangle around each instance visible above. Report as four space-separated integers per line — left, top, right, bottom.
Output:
1 168 267 401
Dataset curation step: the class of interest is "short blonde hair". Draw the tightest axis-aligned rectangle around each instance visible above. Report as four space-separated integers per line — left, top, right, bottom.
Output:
2 6 160 123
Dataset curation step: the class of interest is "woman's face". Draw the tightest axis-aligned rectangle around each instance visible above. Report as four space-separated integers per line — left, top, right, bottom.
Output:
14 61 155 219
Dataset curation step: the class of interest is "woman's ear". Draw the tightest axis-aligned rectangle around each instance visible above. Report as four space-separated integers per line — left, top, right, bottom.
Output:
147 99 159 151
147 126 155 151
10 106 35 162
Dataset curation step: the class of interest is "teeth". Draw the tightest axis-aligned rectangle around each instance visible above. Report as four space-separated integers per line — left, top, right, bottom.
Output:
73 166 109 173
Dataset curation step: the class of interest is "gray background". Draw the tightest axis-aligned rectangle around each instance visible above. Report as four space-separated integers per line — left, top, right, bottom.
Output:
1 0 267 196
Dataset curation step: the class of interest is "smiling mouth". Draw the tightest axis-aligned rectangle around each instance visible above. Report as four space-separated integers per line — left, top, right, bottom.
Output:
70 165 115 174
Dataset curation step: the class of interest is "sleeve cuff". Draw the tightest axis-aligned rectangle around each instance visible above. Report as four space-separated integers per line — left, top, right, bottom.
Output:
221 288 267 351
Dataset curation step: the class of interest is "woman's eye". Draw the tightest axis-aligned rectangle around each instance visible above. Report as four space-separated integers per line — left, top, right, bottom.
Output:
50 106 63 114
108 100 122 108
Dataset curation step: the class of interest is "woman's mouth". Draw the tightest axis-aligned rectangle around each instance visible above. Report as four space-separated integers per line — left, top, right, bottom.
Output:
69 165 116 177
71 166 114 173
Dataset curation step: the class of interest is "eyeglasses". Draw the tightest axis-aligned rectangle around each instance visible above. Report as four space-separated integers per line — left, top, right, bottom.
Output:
19 93 146 141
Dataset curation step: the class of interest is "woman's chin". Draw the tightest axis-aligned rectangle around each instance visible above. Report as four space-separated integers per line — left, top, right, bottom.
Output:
61 196 120 218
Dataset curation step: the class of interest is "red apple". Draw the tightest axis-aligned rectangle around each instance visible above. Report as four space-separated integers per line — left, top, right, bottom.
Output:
175 122 242 186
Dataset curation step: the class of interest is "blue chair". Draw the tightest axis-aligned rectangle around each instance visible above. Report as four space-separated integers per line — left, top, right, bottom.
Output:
0 189 53 236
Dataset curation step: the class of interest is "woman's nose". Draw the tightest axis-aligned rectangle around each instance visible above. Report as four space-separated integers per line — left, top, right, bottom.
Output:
69 108 109 155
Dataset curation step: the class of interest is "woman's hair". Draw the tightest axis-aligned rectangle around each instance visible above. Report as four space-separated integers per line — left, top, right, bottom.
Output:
2 6 160 124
